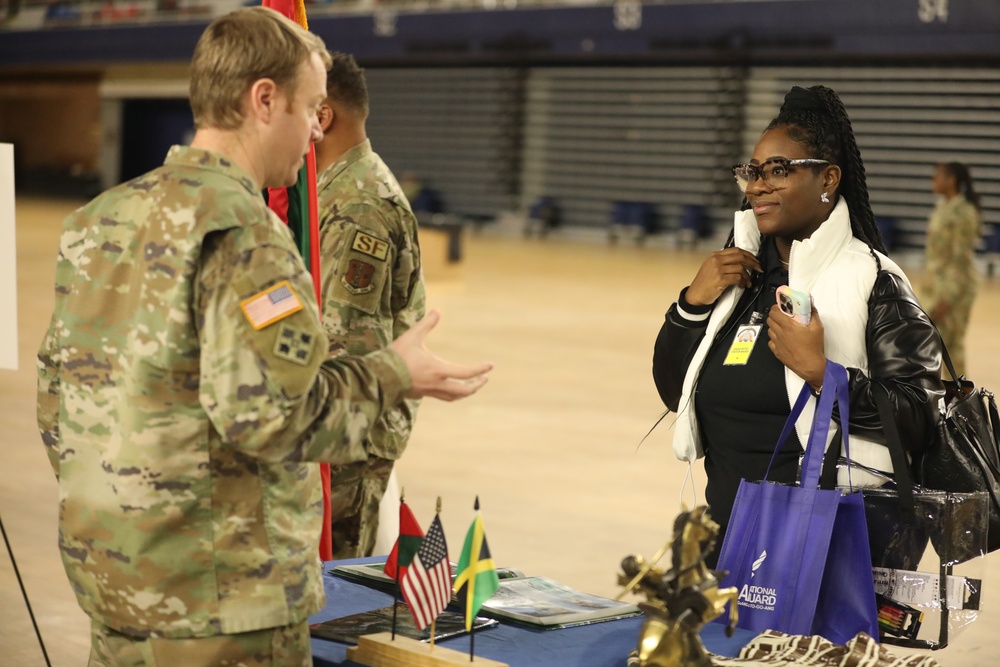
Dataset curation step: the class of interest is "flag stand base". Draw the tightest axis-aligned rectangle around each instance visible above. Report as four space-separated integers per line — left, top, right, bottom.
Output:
346 632 508 667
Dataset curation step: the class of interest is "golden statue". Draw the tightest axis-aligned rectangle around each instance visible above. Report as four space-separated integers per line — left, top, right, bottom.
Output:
618 506 738 667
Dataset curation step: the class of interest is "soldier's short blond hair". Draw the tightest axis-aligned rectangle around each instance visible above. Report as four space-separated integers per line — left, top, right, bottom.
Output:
190 7 332 131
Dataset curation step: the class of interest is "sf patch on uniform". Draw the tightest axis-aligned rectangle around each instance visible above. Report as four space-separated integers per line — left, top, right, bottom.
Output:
335 229 390 314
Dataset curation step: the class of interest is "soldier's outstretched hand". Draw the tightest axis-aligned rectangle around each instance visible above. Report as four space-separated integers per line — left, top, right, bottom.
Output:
390 310 492 400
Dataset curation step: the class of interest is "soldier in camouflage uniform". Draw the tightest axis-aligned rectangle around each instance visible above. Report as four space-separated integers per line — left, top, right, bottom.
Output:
36 9 489 666
918 162 983 376
313 53 426 559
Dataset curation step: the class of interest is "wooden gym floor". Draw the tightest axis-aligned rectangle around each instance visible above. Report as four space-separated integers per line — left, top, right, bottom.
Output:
2 197 998 665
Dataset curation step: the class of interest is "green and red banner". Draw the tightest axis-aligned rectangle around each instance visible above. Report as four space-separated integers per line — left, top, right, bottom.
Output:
261 0 331 560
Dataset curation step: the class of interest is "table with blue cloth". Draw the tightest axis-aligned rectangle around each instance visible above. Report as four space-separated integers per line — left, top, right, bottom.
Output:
309 557 756 666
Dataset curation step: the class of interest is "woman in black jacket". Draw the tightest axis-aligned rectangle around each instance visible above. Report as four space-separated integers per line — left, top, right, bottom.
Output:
652 85 943 567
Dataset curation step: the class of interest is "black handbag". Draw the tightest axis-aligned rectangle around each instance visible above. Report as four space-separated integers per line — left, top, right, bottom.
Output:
818 310 999 649
864 375 994 650
916 347 1000 553
872 345 1000 555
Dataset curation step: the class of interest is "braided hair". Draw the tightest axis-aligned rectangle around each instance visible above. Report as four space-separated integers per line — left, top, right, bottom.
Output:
940 161 981 211
763 85 886 267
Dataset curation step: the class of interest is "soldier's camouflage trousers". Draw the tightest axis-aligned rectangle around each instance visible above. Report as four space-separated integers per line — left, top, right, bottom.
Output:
936 291 975 377
88 618 311 667
329 455 395 559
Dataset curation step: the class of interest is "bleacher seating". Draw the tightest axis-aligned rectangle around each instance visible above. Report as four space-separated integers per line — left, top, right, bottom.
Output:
2 1 997 251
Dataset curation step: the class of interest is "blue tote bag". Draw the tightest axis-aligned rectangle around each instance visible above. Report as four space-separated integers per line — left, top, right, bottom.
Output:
715 361 878 644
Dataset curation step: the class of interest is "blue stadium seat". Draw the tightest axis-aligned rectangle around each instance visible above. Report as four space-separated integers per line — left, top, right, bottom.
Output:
680 204 709 238
609 201 657 243
984 223 1000 278
984 223 1000 254
410 187 443 215
526 196 560 237
875 215 897 252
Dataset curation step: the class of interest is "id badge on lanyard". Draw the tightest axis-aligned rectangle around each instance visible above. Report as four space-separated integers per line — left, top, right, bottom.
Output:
723 311 765 366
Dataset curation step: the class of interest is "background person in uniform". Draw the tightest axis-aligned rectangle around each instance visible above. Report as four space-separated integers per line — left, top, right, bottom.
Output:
35 8 490 666
652 85 943 567
918 161 983 376
312 52 425 559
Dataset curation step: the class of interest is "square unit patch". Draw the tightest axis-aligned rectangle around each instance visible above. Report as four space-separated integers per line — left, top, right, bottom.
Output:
273 323 315 366
240 280 303 330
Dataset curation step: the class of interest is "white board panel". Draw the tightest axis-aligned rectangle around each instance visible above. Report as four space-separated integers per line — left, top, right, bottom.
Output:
0 144 17 370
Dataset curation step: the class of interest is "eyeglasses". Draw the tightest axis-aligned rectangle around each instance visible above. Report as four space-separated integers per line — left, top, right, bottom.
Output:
731 158 831 193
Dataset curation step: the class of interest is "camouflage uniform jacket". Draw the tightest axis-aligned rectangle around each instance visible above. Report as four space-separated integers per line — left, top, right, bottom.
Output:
317 139 425 461
919 194 983 309
36 146 410 639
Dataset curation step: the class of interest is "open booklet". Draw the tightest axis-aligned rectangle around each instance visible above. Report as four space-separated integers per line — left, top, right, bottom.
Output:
476 575 641 628
329 562 641 629
310 601 497 644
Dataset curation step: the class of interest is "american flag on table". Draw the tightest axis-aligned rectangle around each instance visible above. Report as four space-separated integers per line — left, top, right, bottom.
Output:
400 514 451 630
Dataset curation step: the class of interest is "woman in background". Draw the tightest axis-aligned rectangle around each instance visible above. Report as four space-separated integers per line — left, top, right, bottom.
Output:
919 161 983 376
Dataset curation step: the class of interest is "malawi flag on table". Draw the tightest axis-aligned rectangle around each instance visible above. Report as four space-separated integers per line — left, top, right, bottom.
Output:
383 499 424 582
261 0 331 559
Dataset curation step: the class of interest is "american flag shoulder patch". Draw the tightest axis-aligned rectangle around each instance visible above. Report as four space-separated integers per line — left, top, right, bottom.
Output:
240 280 303 331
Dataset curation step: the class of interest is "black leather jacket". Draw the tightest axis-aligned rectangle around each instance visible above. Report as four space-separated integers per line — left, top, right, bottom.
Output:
652 270 944 457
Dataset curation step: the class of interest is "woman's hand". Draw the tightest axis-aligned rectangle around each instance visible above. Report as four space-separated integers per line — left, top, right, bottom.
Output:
767 301 826 391
686 248 763 306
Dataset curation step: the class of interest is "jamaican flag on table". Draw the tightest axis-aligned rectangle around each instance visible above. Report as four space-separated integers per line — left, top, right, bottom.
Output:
453 497 501 631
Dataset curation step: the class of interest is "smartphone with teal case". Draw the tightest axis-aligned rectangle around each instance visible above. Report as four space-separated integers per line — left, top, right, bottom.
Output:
776 286 811 325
